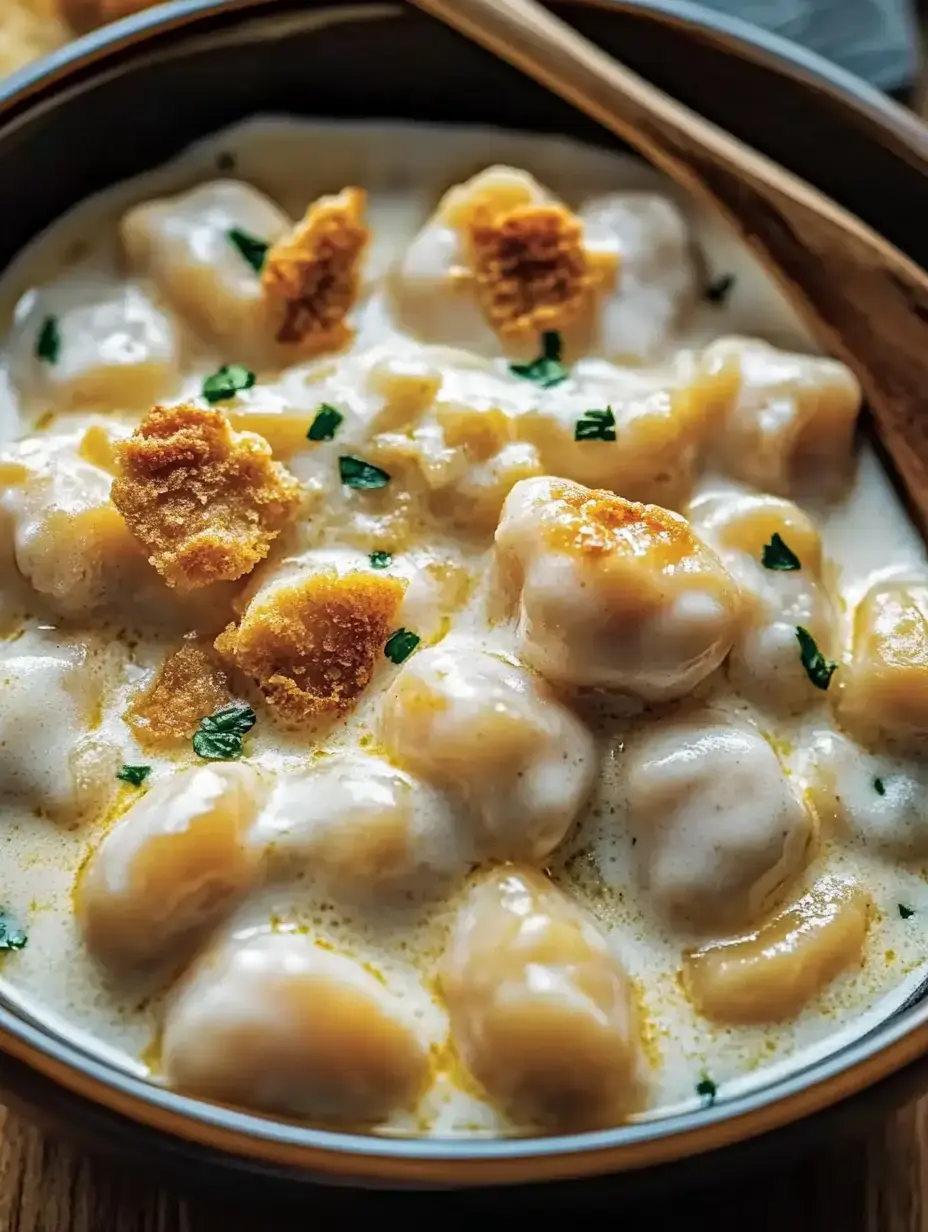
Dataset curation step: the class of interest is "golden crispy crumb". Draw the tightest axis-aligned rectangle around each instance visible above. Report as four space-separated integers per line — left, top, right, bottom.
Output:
125 643 232 748
262 187 369 352
549 481 690 562
215 568 406 724
467 203 603 339
111 403 302 590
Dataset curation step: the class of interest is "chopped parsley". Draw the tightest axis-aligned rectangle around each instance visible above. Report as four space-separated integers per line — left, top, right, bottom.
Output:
874 777 887 797
216 151 237 172
796 626 838 691
704 273 735 304
35 316 60 365
0 911 27 952
192 703 257 761
575 407 616 442
202 363 255 404
227 227 269 273
899 904 916 920
369 550 393 569
116 765 152 787
695 1073 717 1106
761 533 801 572
307 404 343 442
339 455 390 490
385 628 420 665
509 330 568 388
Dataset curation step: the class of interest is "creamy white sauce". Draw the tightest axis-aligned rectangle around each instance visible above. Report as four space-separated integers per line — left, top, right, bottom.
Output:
0 118 926 1137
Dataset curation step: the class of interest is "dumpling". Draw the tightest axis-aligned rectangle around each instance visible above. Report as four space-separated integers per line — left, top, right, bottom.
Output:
836 581 928 749
390 166 590 353
9 279 181 413
379 644 596 862
77 763 267 969
0 634 119 824
623 710 815 932
688 490 836 712
390 166 697 363
121 180 290 359
575 191 698 361
0 422 145 617
802 728 928 857
161 930 430 1123
682 875 871 1024
704 336 861 498
493 476 742 699
259 754 464 891
514 354 733 512
440 867 646 1129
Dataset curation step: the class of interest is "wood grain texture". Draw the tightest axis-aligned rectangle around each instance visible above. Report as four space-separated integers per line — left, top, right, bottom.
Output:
0 1100 925 1230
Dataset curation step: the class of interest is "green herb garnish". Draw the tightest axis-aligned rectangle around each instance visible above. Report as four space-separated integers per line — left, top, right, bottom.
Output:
705 274 735 304
899 904 916 919
117 765 152 787
339 455 391 490
36 316 60 365
695 1073 717 1106
575 407 616 442
202 363 256 404
874 777 887 797
385 628 420 665
227 227 269 273
307 404 343 442
796 626 838 691
761 533 801 571
192 703 257 761
0 911 27 952
509 330 568 388
369 550 393 570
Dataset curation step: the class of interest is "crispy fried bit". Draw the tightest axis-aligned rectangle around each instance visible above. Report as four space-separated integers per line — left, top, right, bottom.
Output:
111 403 303 590
125 644 232 749
261 187 369 352
549 482 690 563
215 568 407 724
467 203 602 339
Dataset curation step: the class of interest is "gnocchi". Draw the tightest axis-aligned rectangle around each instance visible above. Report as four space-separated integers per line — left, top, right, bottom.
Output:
441 867 646 1129
494 476 742 698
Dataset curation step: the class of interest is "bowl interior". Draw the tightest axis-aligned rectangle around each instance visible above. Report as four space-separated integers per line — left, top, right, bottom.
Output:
2 0 928 1188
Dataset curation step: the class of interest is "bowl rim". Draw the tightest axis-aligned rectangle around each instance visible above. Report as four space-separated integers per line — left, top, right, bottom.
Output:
2 0 928 1186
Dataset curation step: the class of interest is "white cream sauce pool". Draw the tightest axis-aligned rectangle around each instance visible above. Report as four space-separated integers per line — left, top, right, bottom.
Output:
0 118 926 1137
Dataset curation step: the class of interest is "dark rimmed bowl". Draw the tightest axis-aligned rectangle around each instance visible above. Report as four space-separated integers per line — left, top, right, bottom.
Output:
3 0 928 1200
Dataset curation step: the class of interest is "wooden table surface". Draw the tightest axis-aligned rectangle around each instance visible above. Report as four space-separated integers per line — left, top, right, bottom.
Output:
0 1095 923 1230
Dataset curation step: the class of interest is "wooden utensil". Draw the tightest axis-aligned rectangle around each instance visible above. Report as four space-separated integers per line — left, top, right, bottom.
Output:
406 0 928 531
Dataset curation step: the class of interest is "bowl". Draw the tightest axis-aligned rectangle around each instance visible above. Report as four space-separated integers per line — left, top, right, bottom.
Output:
3 0 928 1200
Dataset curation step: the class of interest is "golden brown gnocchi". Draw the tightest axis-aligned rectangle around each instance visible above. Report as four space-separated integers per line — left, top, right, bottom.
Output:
77 763 267 969
161 930 430 1122
494 476 742 698
441 867 646 1129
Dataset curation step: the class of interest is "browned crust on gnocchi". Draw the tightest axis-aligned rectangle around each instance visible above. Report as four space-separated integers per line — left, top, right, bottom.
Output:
111 403 302 590
467 204 603 339
214 568 407 724
549 481 691 562
125 643 232 748
262 187 369 352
